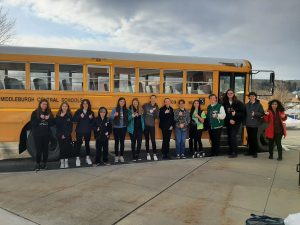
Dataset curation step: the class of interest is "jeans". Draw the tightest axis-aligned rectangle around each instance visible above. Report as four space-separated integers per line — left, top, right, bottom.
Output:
75 133 91 157
33 135 50 164
144 125 157 154
175 128 187 156
113 127 127 156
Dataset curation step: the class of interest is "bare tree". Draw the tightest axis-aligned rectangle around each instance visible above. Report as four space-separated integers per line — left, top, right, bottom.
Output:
0 7 15 45
268 80 292 104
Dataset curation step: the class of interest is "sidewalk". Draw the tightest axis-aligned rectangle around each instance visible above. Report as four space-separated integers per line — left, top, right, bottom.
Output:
0 149 299 225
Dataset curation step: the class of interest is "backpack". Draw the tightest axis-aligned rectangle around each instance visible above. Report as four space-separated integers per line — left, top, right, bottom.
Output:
246 214 285 225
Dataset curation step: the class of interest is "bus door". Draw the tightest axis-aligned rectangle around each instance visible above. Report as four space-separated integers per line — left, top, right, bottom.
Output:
218 72 246 148
219 72 246 102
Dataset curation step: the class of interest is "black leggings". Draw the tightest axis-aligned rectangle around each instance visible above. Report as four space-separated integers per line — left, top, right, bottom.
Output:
75 133 91 157
161 129 172 158
246 127 258 155
130 130 142 159
189 126 203 154
33 135 49 164
113 127 127 156
268 134 283 158
144 125 157 154
58 137 72 159
227 124 241 155
95 139 109 163
209 128 222 156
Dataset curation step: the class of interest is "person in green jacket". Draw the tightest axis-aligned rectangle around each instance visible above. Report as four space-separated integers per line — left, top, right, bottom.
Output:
128 98 145 161
207 94 226 156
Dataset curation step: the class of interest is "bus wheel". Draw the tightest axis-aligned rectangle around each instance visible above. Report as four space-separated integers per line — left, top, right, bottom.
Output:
257 123 269 152
26 127 60 161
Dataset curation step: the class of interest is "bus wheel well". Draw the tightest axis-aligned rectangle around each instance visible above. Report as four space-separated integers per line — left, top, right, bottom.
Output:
19 122 31 154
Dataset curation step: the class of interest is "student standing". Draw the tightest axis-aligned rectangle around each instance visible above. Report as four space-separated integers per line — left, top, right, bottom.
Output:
245 92 264 158
30 99 54 171
159 98 175 159
110 97 128 163
143 95 159 161
94 107 112 166
207 94 226 156
174 99 190 159
189 99 206 158
128 98 145 161
73 99 94 166
222 89 245 158
55 102 73 169
264 99 287 161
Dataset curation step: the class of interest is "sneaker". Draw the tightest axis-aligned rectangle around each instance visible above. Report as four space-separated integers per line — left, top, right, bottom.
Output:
114 156 119 163
60 159 65 169
86 156 92 165
103 162 111 166
153 154 158 161
138 158 142 161
176 154 180 159
76 157 81 167
132 159 137 162
64 159 69 168
119 156 125 163
253 154 258 158
34 163 40 171
181 154 186 159
146 153 151 161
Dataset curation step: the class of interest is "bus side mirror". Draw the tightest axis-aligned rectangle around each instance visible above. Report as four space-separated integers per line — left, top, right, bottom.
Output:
270 72 275 94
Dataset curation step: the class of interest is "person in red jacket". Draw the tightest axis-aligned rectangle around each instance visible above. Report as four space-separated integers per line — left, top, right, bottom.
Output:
264 99 287 161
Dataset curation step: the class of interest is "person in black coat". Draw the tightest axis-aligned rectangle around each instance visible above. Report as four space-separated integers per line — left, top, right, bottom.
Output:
30 99 54 171
159 98 175 159
93 107 112 166
55 102 73 169
73 99 94 166
222 89 245 158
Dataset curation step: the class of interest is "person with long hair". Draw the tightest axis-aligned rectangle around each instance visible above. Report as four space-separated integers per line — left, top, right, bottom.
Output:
73 99 94 166
174 99 190 159
245 92 264 158
110 97 128 163
128 98 145 161
30 99 54 171
264 99 287 160
207 94 226 156
189 99 206 158
93 106 112 166
159 98 175 159
55 102 73 169
222 89 245 158
143 95 159 161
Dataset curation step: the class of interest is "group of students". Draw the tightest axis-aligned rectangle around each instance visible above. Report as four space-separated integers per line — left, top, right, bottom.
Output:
30 89 287 171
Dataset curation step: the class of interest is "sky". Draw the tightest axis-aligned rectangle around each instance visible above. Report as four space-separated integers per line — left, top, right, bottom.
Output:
2 0 300 80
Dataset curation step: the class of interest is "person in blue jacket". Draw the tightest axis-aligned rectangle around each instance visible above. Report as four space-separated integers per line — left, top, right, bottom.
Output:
128 98 145 161
73 99 94 166
110 97 128 163
55 102 73 169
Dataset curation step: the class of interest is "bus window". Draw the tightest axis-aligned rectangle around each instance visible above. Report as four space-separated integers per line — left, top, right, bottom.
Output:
139 69 160 93
59 64 83 91
0 62 25 90
87 66 110 92
186 71 212 94
30 63 55 90
163 70 183 94
114 67 135 93
235 76 245 101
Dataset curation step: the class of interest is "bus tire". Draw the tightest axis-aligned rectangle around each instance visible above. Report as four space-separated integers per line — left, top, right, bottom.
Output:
257 123 269 152
26 127 60 161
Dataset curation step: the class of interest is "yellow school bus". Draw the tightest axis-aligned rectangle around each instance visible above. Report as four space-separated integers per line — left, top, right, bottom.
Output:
0 46 274 160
